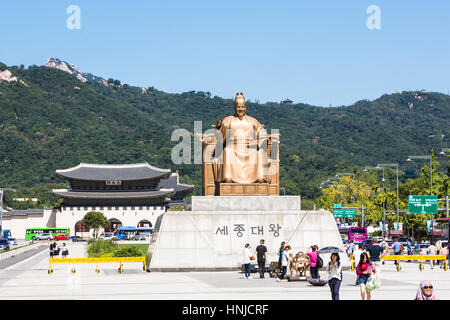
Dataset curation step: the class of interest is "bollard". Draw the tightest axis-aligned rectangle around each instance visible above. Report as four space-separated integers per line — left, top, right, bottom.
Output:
419 260 423 272
351 255 354 272
96 263 99 274
72 263 76 274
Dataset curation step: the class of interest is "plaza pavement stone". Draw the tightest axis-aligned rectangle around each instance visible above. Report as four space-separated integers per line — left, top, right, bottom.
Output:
0 242 448 300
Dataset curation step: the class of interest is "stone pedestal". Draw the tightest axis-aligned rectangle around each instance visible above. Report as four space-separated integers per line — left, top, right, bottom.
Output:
219 183 279 196
149 196 349 271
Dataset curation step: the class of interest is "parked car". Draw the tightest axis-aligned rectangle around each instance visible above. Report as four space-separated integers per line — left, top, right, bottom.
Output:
414 243 430 255
133 232 152 241
0 240 10 251
69 235 83 242
54 234 69 240
100 232 115 240
37 233 54 240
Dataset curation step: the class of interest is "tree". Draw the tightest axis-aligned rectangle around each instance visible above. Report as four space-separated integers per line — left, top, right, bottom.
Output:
82 211 109 238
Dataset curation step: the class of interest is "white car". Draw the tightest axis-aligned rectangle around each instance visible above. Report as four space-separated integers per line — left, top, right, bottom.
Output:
37 233 54 240
133 232 152 241
99 232 114 240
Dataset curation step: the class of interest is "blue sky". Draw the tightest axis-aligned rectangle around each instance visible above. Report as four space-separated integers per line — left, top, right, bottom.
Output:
0 1 449 106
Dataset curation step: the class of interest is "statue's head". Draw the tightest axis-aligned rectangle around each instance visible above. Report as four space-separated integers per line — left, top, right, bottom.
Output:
234 92 246 120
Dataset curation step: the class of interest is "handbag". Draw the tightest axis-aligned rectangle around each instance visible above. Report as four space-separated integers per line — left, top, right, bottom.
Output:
250 256 255 261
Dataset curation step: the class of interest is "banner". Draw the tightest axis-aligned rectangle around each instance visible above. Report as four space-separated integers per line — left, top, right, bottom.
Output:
426 220 433 233
393 222 399 231
399 223 403 230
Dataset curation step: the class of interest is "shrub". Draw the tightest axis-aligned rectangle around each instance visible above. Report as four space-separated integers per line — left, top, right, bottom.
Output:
113 246 143 257
87 239 118 257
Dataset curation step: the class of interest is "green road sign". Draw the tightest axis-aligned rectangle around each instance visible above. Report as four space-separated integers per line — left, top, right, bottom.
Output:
333 203 343 208
333 208 356 218
408 195 438 214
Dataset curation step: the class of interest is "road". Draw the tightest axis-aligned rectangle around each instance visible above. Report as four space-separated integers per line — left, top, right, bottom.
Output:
0 242 449 300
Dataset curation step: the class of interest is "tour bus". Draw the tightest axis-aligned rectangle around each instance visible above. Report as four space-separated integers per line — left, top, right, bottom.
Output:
339 226 368 242
113 227 154 240
429 218 450 242
25 228 70 240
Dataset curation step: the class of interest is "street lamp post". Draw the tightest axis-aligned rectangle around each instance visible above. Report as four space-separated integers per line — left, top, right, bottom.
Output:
377 163 400 224
364 166 387 238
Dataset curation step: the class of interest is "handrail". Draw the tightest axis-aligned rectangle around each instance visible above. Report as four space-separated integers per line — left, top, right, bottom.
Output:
48 256 147 274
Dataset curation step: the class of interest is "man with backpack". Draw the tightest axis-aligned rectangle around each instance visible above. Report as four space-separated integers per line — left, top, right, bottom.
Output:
366 237 386 282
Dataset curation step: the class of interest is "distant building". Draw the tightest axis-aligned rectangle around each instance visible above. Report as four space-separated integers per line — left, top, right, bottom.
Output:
281 98 294 105
2 162 194 239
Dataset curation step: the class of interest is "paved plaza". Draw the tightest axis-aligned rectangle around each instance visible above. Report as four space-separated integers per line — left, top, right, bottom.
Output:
0 242 448 300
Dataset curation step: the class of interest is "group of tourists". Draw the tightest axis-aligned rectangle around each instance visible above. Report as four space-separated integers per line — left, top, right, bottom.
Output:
243 237 440 300
49 242 69 258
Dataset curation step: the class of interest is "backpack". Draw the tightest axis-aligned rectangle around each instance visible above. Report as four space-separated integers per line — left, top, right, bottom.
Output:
400 244 405 252
316 253 323 268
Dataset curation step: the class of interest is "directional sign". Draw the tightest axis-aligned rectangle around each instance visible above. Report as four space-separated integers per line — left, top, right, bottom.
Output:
408 195 438 214
333 208 356 218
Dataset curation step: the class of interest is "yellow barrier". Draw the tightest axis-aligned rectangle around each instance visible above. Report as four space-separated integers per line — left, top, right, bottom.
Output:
380 255 448 272
48 257 147 275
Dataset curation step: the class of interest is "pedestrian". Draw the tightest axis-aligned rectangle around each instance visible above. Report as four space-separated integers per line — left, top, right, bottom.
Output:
326 253 342 300
390 237 402 266
439 244 448 269
53 242 59 257
62 243 69 258
346 240 355 262
49 243 54 259
356 252 376 300
354 244 363 285
428 242 437 269
307 245 319 279
407 241 412 262
366 237 385 281
380 238 388 265
277 245 291 281
243 243 254 279
277 241 286 275
414 280 438 300
255 239 268 279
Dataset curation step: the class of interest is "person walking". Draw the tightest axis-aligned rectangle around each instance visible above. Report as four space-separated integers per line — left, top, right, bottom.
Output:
407 241 413 262
390 237 402 266
49 243 54 259
326 253 343 300
62 243 69 258
366 237 385 281
439 244 448 269
353 244 363 285
380 238 388 265
428 242 437 269
277 241 286 275
277 245 291 281
307 245 319 279
346 241 355 262
255 239 268 279
356 252 376 300
414 280 438 300
243 244 254 279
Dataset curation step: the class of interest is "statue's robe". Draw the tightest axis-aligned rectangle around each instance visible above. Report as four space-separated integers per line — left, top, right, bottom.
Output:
218 114 267 184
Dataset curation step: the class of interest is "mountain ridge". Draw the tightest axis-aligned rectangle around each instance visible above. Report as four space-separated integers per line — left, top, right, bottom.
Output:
0 60 448 205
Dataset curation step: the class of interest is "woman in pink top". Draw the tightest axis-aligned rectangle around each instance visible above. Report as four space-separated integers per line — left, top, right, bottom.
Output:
307 245 319 279
356 252 376 300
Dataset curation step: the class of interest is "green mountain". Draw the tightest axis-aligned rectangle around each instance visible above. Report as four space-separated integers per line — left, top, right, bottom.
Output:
0 60 449 207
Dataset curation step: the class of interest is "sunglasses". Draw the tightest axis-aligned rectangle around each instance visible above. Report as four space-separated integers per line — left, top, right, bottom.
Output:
423 286 433 289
